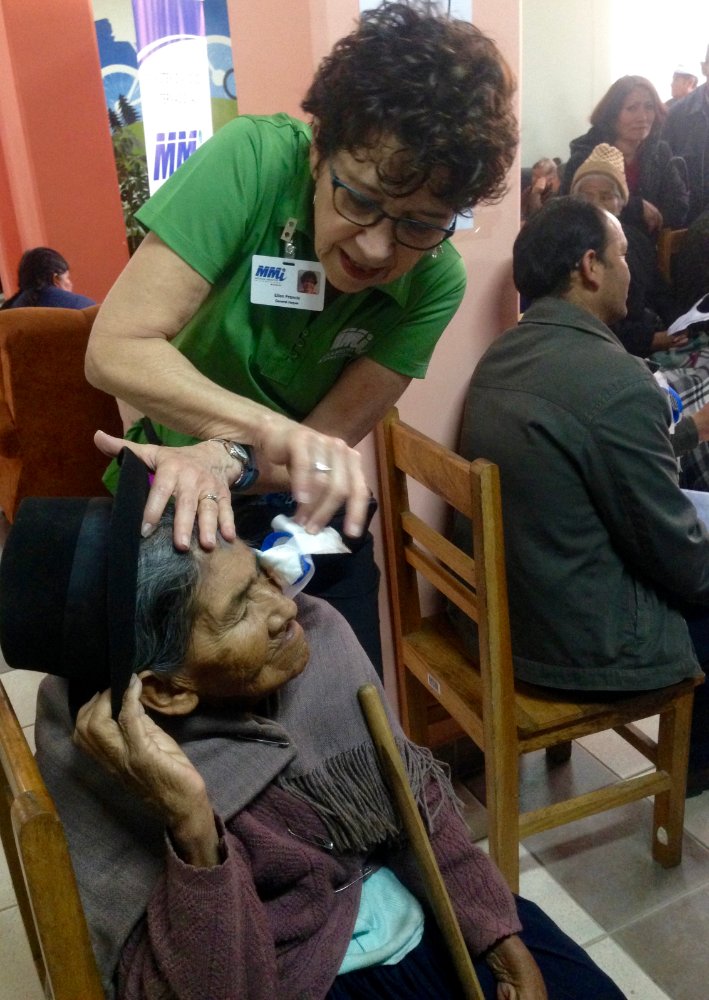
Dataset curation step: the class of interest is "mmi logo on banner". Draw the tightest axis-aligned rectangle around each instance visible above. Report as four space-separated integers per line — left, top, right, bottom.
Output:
153 130 201 182
133 0 213 194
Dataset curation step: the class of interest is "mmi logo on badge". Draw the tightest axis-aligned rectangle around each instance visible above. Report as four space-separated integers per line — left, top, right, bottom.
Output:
255 265 287 281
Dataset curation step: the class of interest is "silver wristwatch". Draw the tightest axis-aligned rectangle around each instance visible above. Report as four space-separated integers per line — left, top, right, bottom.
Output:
210 439 259 491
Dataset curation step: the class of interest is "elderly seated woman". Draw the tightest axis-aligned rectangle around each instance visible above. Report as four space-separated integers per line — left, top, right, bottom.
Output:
0 449 624 999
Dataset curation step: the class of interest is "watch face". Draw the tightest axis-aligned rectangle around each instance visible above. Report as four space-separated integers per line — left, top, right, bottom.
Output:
229 443 251 469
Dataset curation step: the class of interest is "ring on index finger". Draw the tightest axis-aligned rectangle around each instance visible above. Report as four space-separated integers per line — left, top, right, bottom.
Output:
313 461 332 474
198 493 220 504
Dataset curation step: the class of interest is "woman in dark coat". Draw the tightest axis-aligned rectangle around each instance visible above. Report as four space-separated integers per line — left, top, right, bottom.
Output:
561 75 688 236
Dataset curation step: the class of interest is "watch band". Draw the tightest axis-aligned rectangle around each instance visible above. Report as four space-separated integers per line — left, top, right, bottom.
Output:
210 439 260 492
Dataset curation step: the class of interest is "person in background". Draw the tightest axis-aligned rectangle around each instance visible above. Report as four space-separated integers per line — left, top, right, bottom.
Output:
561 75 688 236
520 157 561 220
0 450 626 999
666 65 698 108
569 143 680 355
84 2 518 677
0 247 95 311
663 45 709 223
569 143 709 489
450 197 709 795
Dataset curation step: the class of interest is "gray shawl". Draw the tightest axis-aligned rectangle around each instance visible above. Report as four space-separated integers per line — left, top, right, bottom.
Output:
34 595 456 997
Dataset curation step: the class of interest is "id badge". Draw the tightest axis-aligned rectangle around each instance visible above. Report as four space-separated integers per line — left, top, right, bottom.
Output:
250 255 325 311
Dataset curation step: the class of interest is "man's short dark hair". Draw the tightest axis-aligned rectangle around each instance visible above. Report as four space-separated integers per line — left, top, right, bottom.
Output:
301 1 517 213
513 197 610 301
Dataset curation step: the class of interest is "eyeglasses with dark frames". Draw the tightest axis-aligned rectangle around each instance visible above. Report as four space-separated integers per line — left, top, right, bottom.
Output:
329 164 456 251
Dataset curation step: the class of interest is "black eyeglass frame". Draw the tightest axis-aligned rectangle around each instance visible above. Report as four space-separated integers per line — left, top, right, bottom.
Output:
328 164 457 251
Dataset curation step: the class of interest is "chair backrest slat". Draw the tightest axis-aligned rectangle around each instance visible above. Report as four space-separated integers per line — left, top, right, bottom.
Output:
392 420 475 516
401 510 477 587
404 542 479 621
376 408 516 727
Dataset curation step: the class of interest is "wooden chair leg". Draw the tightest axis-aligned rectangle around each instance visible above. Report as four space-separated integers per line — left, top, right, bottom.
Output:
399 668 430 746
485 742 521 892
652 693 693 868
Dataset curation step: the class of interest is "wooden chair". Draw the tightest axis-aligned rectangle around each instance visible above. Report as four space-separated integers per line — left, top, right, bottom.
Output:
0 305 122 521
376 408 702 891
0 676 104 998
657 227 688 284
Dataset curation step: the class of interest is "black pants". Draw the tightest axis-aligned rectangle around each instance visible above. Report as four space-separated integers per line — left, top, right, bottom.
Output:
232 493 383 679
327 895 626 999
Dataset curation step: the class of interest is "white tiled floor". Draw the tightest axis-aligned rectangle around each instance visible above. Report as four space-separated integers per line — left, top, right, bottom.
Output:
3 666 709 999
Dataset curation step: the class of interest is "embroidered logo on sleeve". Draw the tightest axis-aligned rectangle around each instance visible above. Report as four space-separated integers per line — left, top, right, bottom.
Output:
319 328 373 363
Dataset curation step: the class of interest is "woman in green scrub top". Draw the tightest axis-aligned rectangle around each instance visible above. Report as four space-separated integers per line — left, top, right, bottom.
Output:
85 2 518 674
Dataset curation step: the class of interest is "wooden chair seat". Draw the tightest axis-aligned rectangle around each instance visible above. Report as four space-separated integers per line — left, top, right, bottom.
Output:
376 408 701 891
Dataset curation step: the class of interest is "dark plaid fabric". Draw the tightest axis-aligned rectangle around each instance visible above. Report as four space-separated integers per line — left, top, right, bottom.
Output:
665 361 709 490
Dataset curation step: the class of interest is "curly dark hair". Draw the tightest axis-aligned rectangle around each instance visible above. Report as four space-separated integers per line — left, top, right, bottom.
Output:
590 75 667 139
301 2 517 213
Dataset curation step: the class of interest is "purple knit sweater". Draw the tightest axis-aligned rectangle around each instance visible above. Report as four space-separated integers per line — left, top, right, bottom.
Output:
117 781 519 1000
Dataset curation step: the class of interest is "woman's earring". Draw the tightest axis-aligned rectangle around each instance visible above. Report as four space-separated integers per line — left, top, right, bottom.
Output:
429 245 443 260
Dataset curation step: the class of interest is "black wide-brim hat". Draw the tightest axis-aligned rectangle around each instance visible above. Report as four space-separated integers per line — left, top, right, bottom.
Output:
0 449 150 717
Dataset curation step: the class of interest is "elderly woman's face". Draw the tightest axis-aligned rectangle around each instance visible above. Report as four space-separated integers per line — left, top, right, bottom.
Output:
310 141 455 294
181 541 309 703
614 87 655 146
573 175 624 218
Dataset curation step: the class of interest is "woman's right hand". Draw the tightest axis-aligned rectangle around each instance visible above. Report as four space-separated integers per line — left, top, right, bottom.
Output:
96 417 371 551
74 675 220 867
485 934 548 999
254 412 371 538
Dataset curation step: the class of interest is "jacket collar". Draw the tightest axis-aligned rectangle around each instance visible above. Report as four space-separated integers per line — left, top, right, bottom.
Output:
519 296 623 348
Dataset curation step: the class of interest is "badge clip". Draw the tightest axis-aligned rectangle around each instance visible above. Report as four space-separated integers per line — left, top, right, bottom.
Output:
281 217 298 258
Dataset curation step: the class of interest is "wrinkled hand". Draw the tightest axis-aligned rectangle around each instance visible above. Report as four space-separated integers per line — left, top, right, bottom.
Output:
95 429 239 551
74 676 219 866
651 330 688 352
485 934 548 999
74 675 205 824
641 199 663 234
254 413 370 538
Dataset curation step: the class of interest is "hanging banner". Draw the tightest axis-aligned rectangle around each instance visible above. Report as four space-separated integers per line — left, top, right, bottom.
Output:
132 0 213 194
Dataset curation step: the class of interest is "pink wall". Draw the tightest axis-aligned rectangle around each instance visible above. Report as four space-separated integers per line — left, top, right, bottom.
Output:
0 0 128 301
229 0 521 696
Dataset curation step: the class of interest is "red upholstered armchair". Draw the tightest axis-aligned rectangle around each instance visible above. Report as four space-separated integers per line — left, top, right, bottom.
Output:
0 305 123 521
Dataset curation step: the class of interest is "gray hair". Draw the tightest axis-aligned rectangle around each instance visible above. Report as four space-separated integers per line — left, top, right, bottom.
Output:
134 507 262 677
134 509 203 676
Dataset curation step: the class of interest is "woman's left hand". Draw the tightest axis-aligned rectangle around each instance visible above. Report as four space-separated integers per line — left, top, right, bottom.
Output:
485 934 548 999
95 430 240 551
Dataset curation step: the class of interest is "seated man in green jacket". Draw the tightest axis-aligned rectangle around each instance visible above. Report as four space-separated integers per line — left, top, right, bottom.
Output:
451 196 709 793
